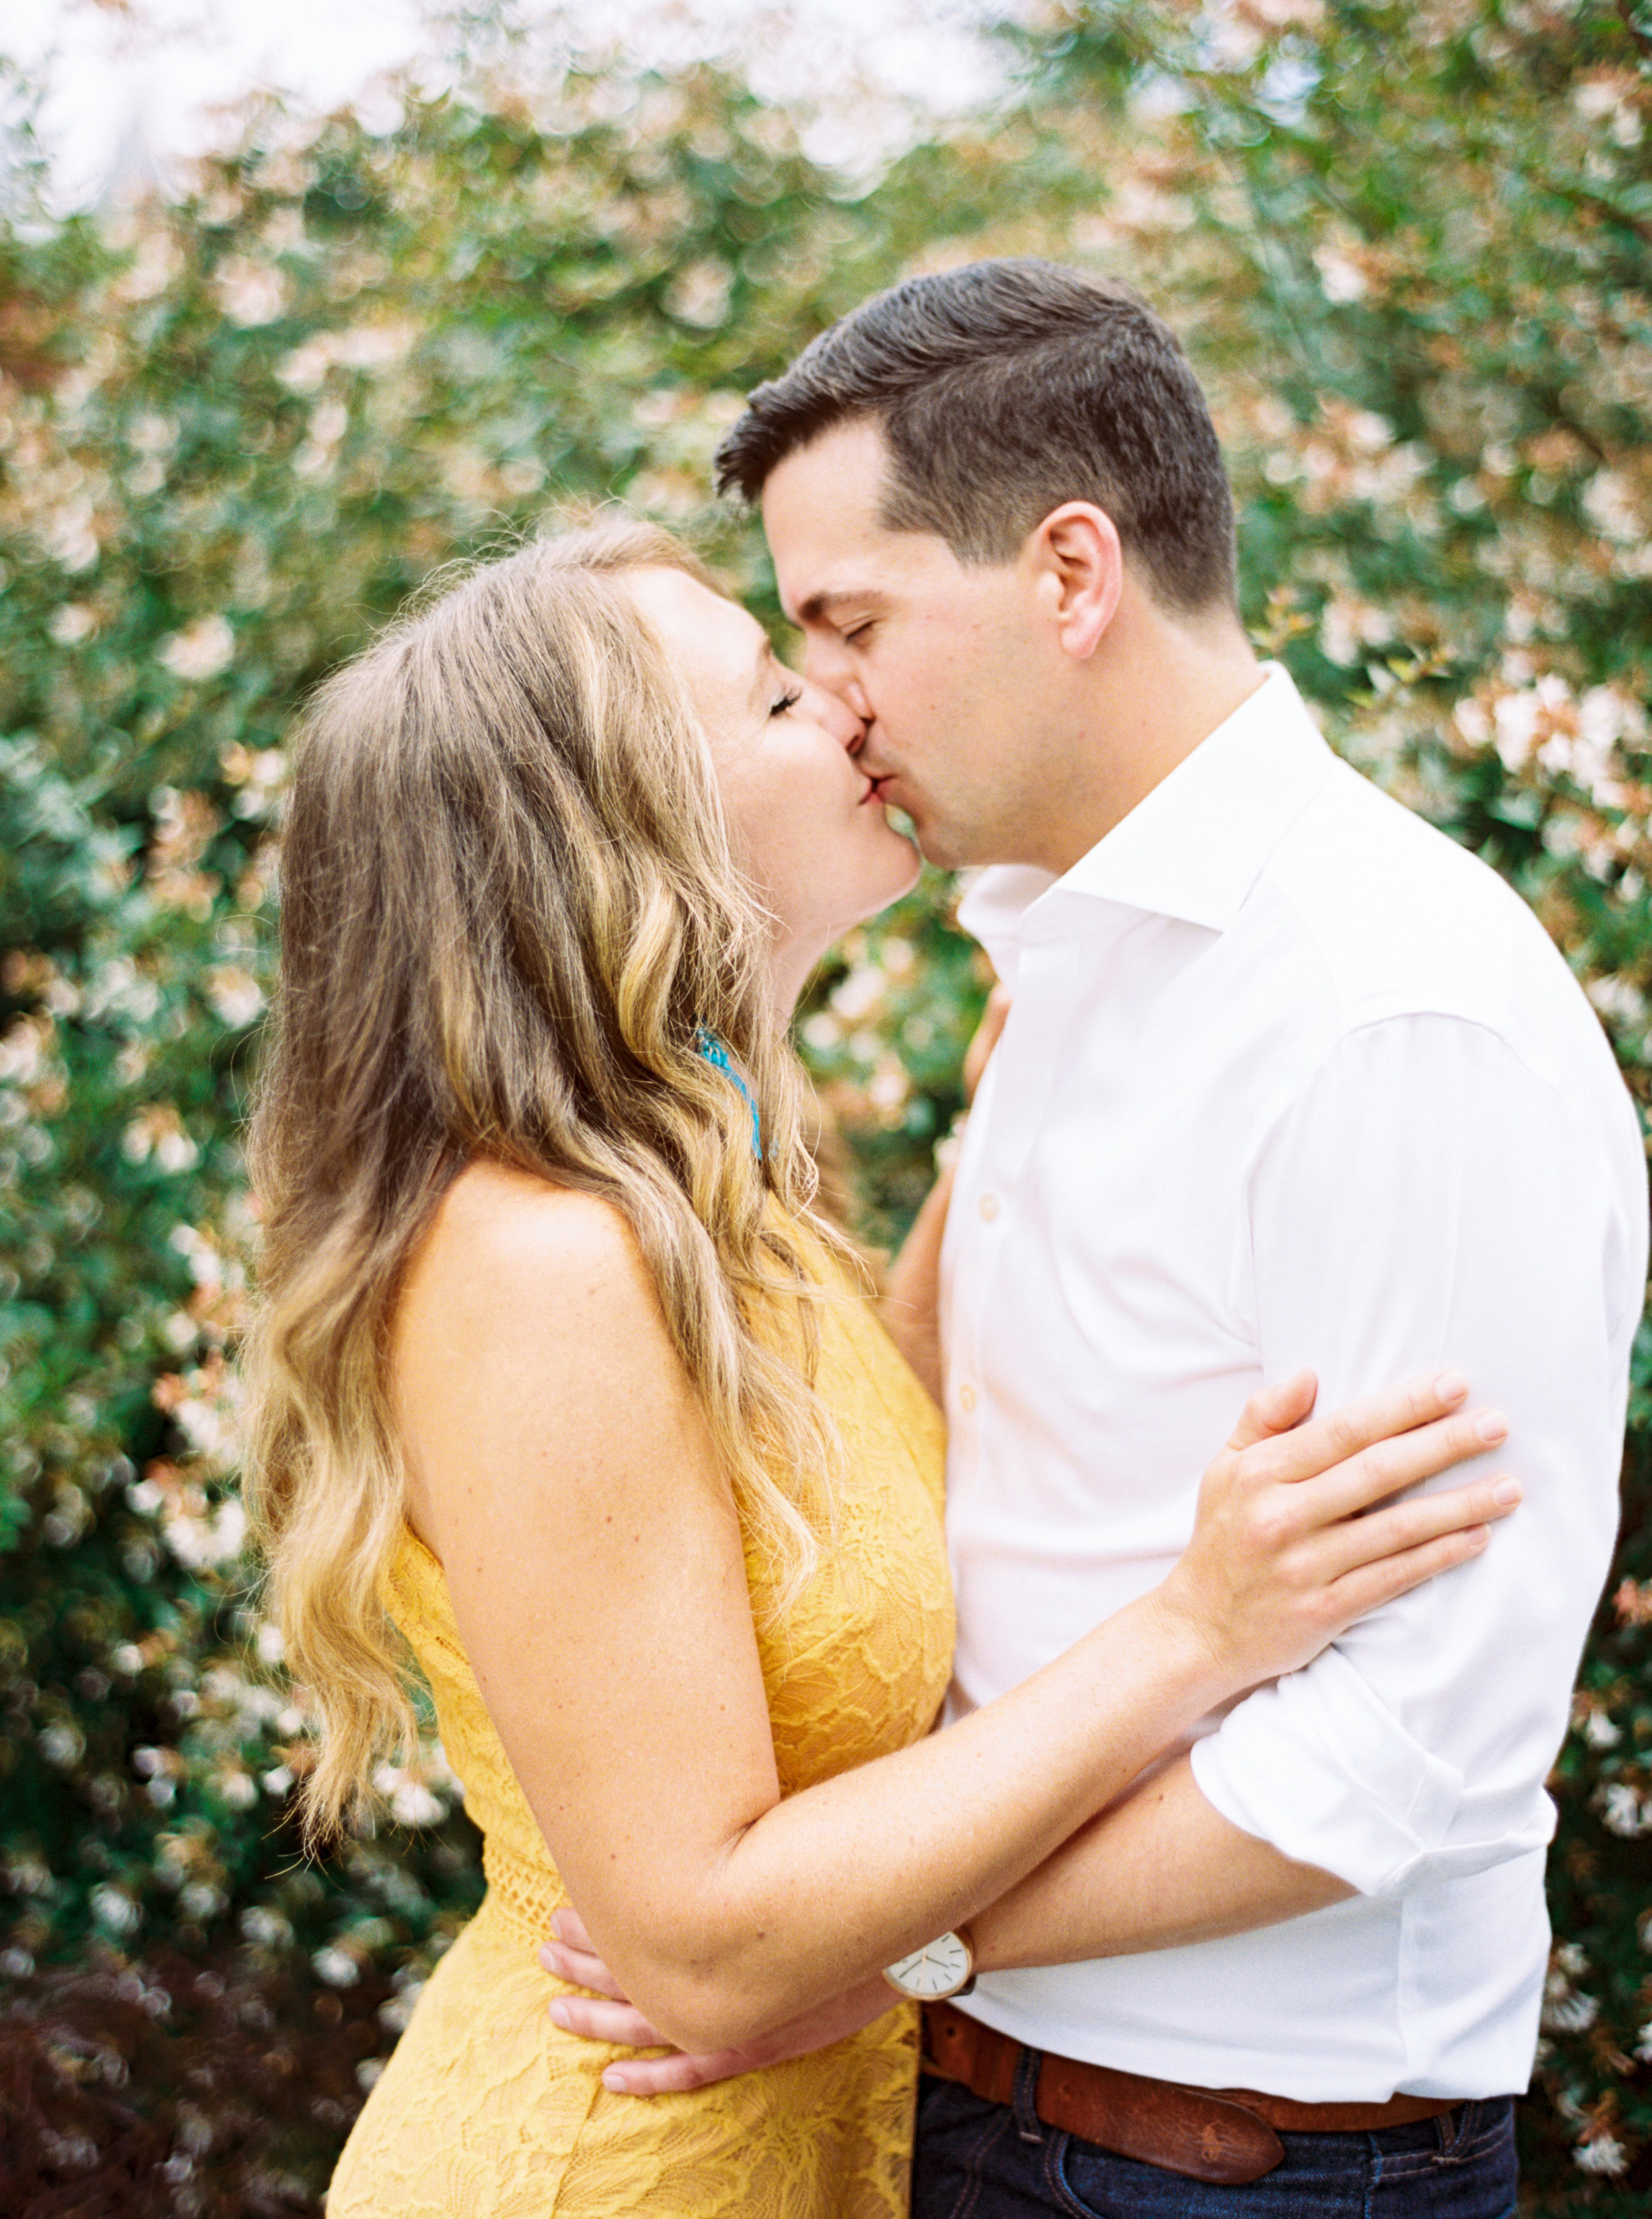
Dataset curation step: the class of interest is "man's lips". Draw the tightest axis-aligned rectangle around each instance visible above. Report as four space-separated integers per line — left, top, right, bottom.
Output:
859 772 895 806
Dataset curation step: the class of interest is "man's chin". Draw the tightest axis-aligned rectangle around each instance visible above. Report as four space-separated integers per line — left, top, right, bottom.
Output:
907 820 969 873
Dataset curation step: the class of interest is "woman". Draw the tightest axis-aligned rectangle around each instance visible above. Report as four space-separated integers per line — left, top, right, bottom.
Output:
243 521 1515 2217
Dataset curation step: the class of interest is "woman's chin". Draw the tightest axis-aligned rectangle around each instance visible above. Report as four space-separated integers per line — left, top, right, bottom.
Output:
870 836 923 913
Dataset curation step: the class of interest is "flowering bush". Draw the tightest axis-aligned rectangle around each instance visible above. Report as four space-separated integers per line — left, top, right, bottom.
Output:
0 3 1647 2205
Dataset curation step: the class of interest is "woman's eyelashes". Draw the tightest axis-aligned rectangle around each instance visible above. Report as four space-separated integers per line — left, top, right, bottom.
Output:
769 683 804 718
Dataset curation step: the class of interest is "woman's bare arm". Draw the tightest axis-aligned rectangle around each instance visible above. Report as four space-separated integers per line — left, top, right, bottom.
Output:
542 1772 1352 2097
397 1162 1513 2056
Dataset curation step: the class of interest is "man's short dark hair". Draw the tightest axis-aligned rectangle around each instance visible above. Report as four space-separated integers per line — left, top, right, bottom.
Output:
715 258 1236 615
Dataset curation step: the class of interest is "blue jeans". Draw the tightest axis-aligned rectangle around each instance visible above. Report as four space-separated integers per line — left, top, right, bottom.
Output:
912 2069 1519 2219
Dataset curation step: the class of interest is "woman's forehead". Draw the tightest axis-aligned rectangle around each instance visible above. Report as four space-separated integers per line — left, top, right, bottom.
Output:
624 565 765 667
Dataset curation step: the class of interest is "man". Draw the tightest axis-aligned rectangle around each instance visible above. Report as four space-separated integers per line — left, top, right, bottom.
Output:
549 261 1647 2214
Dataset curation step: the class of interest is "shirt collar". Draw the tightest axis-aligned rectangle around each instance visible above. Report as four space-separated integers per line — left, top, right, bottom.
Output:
957 663 1335 965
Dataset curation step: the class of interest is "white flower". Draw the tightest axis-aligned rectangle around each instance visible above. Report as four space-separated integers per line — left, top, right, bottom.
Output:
1319 597 1394 669
1452 698 1491 747
1492 675 1574 774
114 226 183 303
1314 244 1367 303
163 1497 246 1569
38 1721 85 1768
213 258 290 328
1542 1948 1599 2032
206 967 266 1030
1587 975 1648 1034
43 496 100 573
127 412 178 457
276 336 332 393
1599 1782 1650 1837
391 1780 445 1828
158 615 235 683
869 1055 911 1115
276 320 416 392
665 258 733 329
1574 2135 1628 2176
379 1982 424 2032
48 603 96 646
831 967 886 1021
313 1945 361 1988
91 1885 143 1936
240 1906 293 1949
1583 470 1643 546
1580 685 1648 750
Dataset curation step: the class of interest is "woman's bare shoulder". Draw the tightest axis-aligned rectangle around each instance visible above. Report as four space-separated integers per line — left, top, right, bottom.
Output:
433 1160 640 1268
398 1162 665 1374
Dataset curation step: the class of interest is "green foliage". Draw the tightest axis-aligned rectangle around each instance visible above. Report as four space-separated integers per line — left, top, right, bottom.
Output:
0 5 1647 2204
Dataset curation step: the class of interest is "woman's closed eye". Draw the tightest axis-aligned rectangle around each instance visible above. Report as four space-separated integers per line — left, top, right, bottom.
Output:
769 684 803 718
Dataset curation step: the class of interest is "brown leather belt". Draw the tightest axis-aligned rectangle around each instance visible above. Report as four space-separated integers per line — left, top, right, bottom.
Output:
920 2000 1466 2187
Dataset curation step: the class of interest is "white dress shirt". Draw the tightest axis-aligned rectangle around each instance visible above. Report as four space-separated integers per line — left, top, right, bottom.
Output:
940 663 1646 2101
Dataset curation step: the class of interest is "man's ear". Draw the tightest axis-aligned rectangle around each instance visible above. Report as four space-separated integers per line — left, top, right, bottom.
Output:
1027 504 1123 661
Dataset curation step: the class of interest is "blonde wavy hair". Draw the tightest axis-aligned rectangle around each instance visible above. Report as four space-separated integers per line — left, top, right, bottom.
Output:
243 519 851 1846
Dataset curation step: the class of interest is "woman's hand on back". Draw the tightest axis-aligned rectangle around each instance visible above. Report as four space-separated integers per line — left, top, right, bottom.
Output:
1152 1366 1517 1691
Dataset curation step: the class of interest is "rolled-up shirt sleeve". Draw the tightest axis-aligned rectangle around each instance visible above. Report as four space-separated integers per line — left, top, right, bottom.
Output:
1189 1012 1639 1897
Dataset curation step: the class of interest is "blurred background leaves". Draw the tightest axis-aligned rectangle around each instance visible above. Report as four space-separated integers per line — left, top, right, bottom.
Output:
0 1 1649 2206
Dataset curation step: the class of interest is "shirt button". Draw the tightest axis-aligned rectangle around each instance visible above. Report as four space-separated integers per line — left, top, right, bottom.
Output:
977 1193 1000 1221
958 1384 977 1413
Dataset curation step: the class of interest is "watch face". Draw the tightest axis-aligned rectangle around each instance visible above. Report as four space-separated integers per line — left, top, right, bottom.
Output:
885 1932 972 1999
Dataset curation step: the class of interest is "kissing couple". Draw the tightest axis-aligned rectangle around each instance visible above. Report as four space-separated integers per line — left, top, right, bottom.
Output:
245 260 1644 2217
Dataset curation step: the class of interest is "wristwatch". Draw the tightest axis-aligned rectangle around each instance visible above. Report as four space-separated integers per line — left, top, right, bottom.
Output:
883 1926 976 2001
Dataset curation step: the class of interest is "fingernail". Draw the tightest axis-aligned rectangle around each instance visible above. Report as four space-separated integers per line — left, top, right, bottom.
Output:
538 1945 556 1969
549 1912 566 1939
1493 1476 1521 1505
603 2068 628 2092
548 2000 570 2027
1435 1371 1468 1402
1468 1525 1489 1549
1474 1410 1508 1445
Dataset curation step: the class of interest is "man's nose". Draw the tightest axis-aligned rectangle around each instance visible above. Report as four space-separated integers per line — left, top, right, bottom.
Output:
807 678 869 757
802 640 873 736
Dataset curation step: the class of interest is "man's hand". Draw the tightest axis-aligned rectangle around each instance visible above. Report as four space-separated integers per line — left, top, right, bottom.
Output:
539 1909 897 2095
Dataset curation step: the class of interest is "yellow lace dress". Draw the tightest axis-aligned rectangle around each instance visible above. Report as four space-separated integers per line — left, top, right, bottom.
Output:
326 1249 953 2218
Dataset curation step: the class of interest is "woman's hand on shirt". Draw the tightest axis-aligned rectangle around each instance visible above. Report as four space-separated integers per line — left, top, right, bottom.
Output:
1153 1367 1520 1691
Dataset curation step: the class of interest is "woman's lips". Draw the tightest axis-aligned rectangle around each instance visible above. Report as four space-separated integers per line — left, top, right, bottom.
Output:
860 774 893 806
